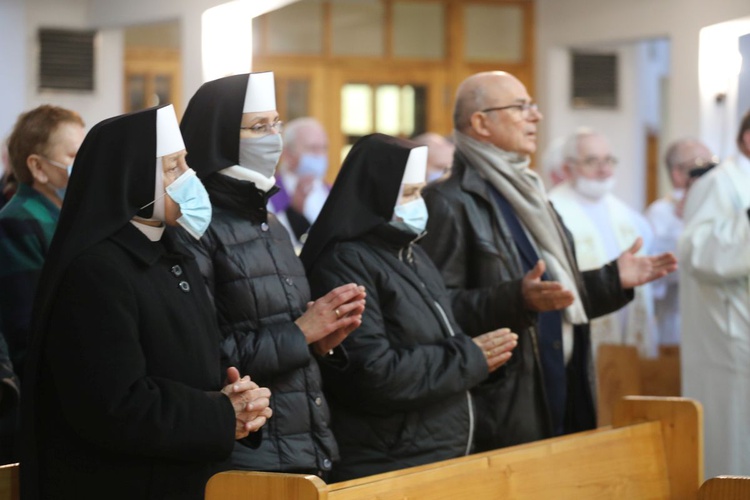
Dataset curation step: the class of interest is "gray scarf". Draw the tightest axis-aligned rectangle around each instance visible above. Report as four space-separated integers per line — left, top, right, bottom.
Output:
454 130 588 324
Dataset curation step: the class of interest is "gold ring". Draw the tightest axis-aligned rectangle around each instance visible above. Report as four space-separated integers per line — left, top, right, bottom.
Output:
335 308 341 319
485 350 491 358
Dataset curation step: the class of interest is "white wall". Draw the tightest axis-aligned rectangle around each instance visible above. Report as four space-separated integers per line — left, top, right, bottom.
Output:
537 0 750 209
25 0 125 131
542 43 647 209
0 0 300 137
698 17 750 160
0 0 27 140
87 0 300 112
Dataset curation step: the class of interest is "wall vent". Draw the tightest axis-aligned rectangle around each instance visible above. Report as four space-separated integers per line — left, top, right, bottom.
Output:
39 28 96 91
571 52 618 109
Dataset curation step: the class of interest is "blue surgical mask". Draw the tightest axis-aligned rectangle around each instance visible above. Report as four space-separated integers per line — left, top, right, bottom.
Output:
165 168 212 239
296 153 328 179
392 197 429 234
427 170 443 183
238 133 283 178
44 157 73 200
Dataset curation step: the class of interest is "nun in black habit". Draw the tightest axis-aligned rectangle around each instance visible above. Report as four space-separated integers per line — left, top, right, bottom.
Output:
20 105 271 500
174 72 366 475
300 133 518 481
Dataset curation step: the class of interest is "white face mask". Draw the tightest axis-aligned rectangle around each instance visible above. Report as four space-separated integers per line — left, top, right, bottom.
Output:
574 177 615 200
238 133 283 178
392 197 429 234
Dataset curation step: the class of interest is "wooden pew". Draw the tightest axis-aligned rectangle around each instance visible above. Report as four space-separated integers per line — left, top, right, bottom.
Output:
597 344 681 426
206 396 703 500
0 463 18 500
699 476 750 500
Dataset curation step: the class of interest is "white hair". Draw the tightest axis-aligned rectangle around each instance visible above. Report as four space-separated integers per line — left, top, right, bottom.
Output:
561 127 599 164
541 136 567 178
282 117 324 153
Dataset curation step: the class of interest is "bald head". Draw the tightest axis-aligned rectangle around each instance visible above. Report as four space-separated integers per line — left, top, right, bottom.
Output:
412 132 455 180
664 138 714 190
453 71 541 155
454 72 513 131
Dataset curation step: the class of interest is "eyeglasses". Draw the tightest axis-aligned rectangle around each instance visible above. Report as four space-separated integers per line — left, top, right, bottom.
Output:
481 102 540 116
240 120 283 135
673 156 719 174
574 156 618 170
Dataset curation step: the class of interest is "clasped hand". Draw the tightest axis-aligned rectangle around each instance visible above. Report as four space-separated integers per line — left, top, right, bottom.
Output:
221 367 273 440
295 283 367 356
472 328 518 372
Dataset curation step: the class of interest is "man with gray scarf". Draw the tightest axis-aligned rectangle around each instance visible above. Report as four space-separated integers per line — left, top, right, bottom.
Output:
420 71 677 451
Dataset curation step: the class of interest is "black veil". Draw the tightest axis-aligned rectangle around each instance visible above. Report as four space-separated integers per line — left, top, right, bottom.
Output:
300 133 419 272
21 105 165 496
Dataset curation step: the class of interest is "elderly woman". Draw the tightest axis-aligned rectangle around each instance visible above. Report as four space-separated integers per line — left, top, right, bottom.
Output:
300 133 517 481
0 105 85 383
175 72 365 476
21 105 271 500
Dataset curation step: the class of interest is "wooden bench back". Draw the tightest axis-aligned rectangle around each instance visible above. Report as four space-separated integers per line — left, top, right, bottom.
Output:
597 344 681 426
0 464 18 500
699 476 750 500
206 396 702 500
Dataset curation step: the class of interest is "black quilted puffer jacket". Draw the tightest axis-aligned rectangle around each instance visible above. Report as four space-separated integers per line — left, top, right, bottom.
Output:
307 224 489 481
173 175 337 476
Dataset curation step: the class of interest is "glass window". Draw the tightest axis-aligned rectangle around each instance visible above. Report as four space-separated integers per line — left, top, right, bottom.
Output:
393 2 444 59
331 1 384 56
376 85 401 135
464 4 524 62
341 82 425 154
375 84 418 137
399 85 416 137
267 0 323 55
285 79 310 121
154 74 172 107
127 75 146 111
341 84 373 136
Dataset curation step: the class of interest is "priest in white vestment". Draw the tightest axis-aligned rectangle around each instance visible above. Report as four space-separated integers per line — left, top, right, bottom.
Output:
680 111 750 478
646 138 716 345
549 128 658 359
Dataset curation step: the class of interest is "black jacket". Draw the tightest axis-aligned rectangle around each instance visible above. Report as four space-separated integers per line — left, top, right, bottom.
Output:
173 178 337 475
421 152 632 451
0 331 19 464
34 225 236 500
308 224 488 481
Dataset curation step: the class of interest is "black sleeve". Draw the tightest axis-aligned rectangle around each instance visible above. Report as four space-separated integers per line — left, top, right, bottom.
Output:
46 254 236 462
309 246 488 414
582 260 634 319
0 333 19 416
173 227 311 380
421 189 533 337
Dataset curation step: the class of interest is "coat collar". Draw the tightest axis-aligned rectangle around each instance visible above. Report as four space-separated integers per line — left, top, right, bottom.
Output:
15 183 61 215
453 148 525 269
110 223 194 267
455 149 493 203
203 172 279 222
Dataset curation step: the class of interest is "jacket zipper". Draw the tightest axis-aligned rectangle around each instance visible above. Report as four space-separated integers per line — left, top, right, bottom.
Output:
434 300 475 456
398 238 475 455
